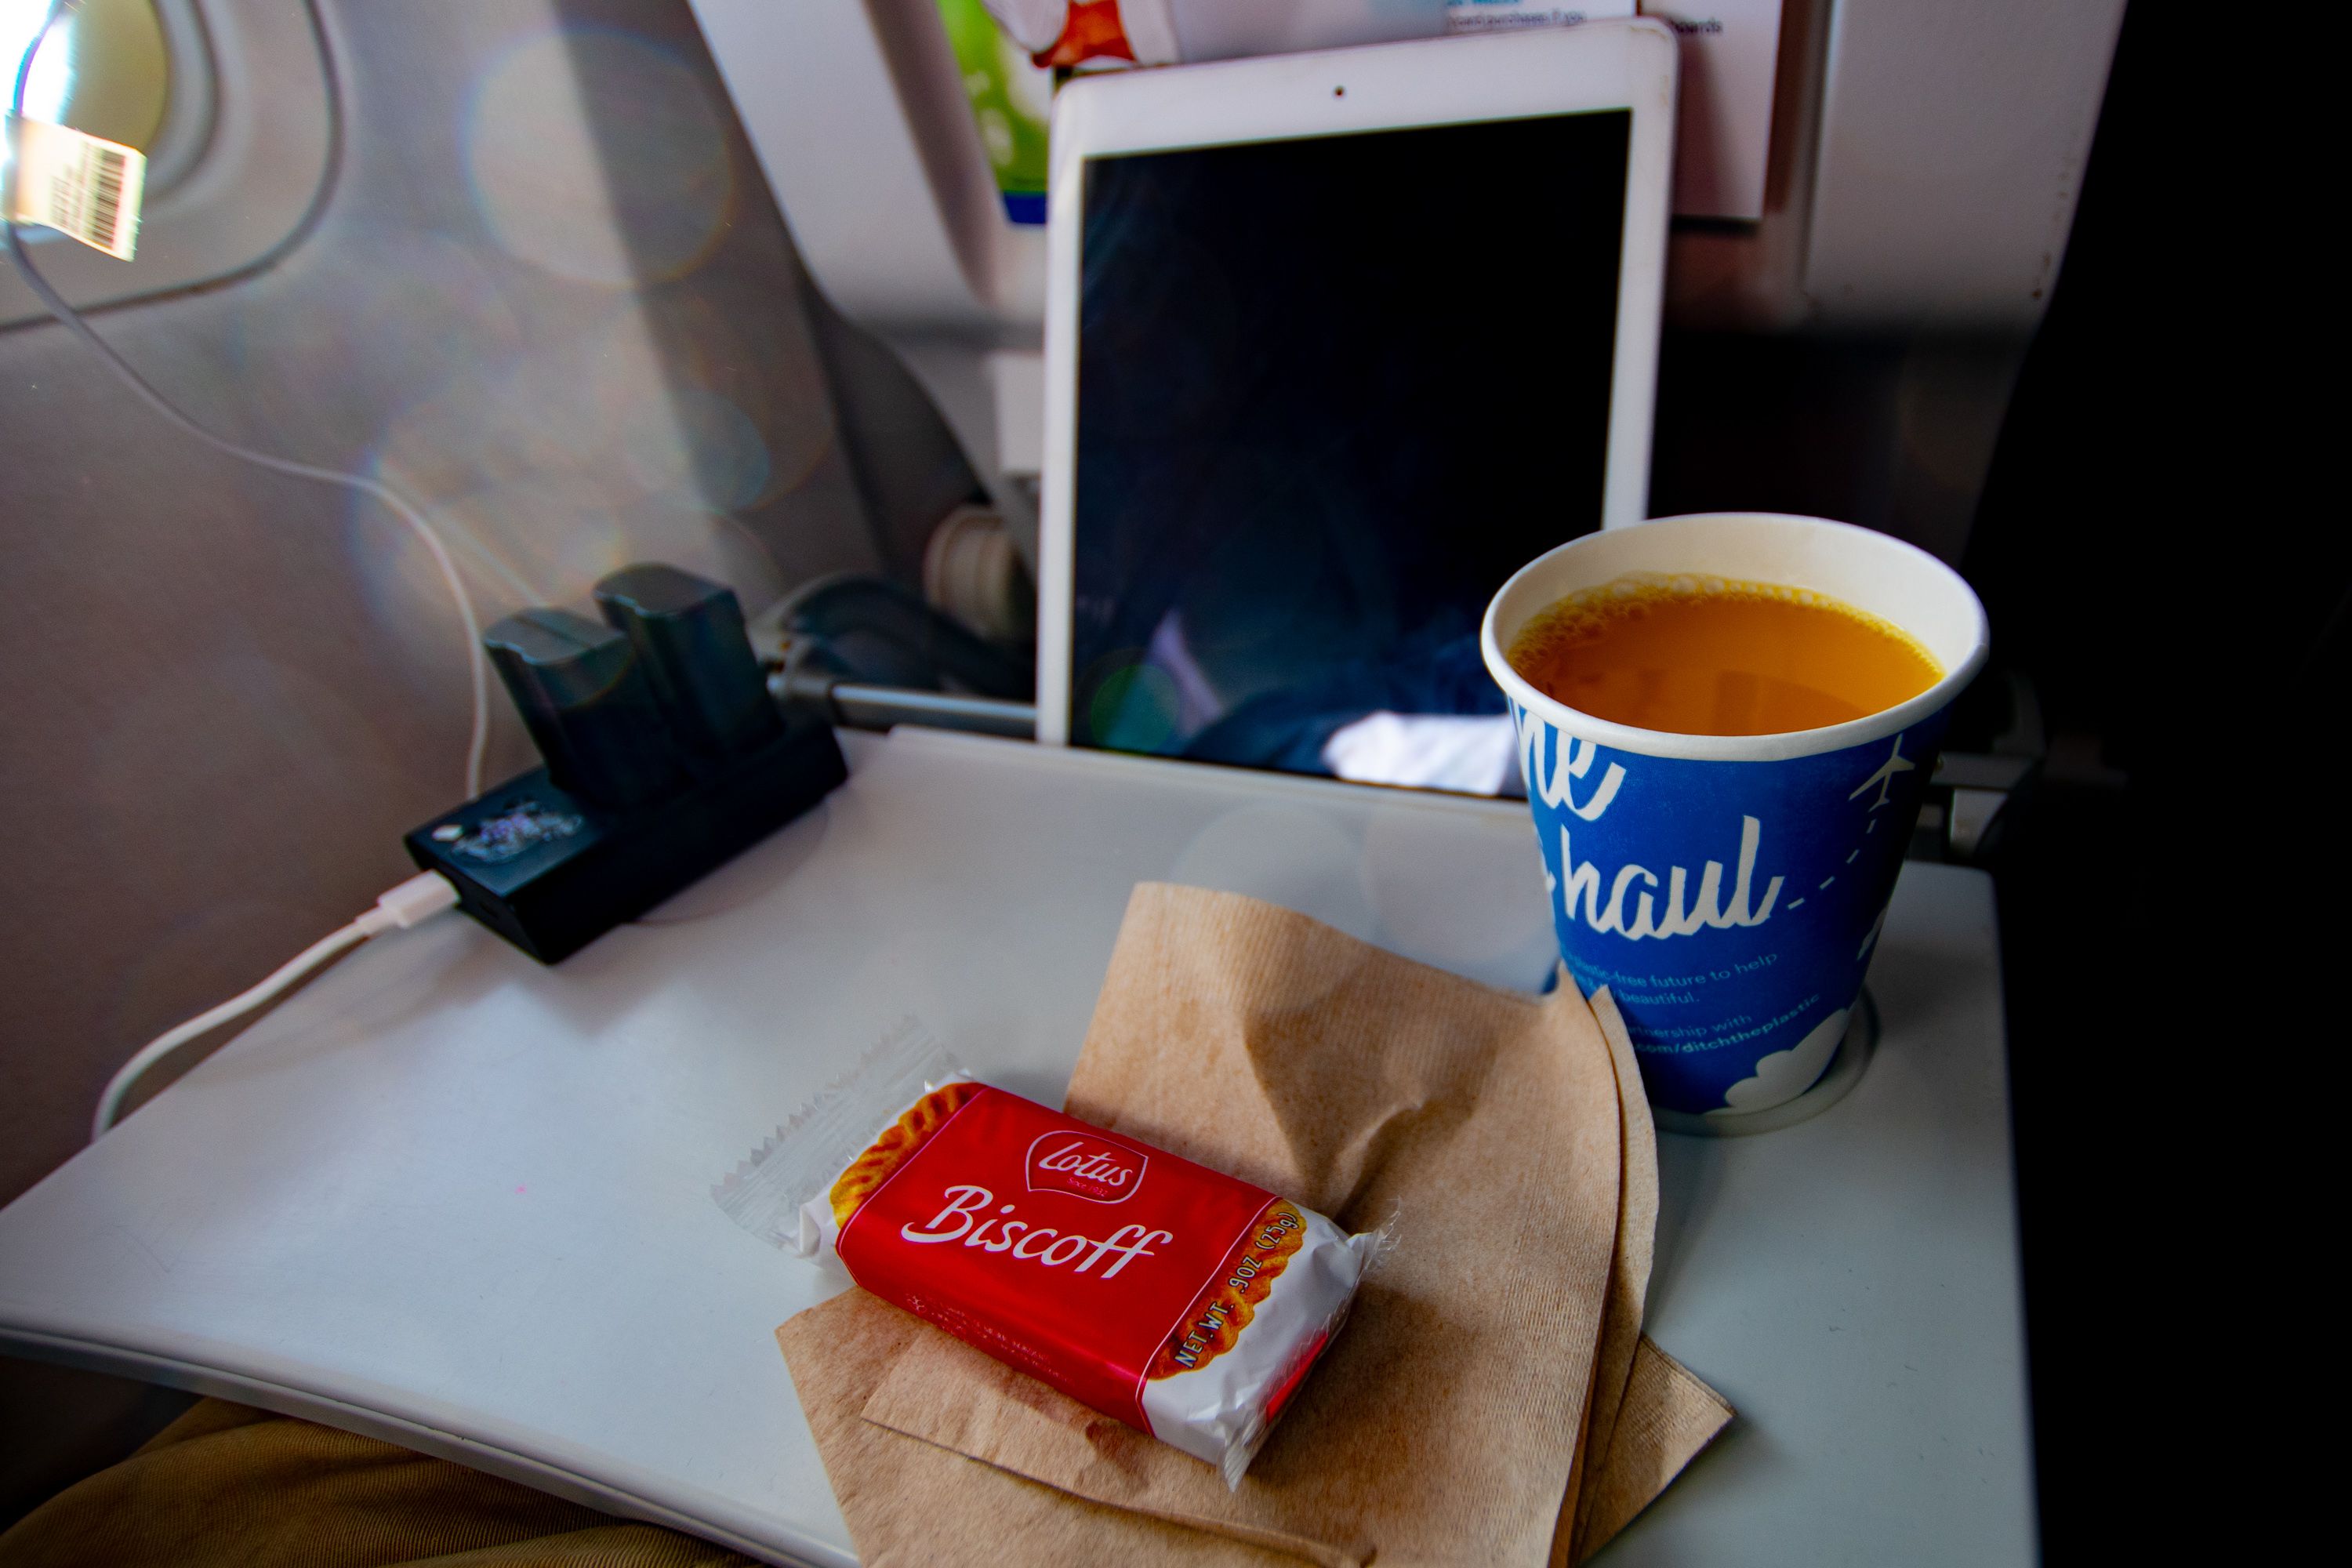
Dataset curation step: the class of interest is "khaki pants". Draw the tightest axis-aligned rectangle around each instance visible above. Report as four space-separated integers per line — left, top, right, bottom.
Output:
0 1399 756 1567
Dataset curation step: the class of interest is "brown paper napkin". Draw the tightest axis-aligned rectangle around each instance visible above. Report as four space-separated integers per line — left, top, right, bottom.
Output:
1563 984 1662 1563
1578 1338 1734 1558
1560 986 1732 1561
778 884 1729 1566
780 1291 1281 1566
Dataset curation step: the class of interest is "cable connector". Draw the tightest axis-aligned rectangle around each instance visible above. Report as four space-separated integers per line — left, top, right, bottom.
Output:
360 869 461 934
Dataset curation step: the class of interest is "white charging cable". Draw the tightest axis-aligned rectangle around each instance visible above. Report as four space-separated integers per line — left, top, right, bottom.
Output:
91 871 462 1141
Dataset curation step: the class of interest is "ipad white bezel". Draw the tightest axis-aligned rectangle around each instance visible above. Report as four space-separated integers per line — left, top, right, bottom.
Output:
1034 20 1679 749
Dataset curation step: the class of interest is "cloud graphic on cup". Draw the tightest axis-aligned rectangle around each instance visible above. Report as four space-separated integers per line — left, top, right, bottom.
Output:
1711 1007 1848 1116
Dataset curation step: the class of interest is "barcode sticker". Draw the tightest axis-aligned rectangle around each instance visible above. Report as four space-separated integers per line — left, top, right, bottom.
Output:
6 118 145 260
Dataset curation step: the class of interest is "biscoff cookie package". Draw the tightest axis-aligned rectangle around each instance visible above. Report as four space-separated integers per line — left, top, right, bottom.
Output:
716 1020 1382 1486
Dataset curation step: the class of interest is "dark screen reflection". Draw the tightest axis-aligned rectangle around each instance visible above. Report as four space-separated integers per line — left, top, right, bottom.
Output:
1069 109 1630 794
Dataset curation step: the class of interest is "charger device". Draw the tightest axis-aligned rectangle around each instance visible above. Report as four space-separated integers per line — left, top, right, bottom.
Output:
405 564 845 963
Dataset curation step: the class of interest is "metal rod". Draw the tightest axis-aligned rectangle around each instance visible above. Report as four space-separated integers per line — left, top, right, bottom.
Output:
772 673 1037 739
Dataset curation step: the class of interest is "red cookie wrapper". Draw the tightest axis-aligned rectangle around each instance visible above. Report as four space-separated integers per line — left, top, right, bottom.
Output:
715 1021 1379 1486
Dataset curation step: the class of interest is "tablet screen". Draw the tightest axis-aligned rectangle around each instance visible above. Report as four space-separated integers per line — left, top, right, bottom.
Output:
1068 109 1632 796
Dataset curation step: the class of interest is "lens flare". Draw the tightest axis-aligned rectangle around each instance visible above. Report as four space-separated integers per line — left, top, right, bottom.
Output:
1087 659 1181 753
1165 803 1376 988
466 27 732 288
221 225 526 458
619 385 770 511
626 275 837 503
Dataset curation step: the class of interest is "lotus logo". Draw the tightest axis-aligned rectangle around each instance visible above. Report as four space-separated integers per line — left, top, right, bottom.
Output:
1025 1134 1146 1204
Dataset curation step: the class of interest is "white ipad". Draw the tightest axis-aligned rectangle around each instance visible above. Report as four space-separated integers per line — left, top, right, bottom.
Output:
1034 20 1678 793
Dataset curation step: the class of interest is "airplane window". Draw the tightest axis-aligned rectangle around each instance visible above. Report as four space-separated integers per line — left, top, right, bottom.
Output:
2 0 327 328
3 0 173 157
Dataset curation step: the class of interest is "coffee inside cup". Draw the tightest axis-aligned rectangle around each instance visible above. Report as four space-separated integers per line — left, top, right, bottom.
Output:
1506 573 1941 737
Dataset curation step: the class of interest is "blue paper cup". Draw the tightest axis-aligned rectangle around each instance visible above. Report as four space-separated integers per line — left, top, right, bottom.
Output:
1481 514 1989 1117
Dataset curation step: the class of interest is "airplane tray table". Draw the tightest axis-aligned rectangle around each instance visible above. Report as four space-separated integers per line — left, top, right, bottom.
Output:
0 728 2033 1565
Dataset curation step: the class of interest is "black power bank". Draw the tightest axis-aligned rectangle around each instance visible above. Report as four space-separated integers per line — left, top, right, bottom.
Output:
403 712 844 964
405 564 847 964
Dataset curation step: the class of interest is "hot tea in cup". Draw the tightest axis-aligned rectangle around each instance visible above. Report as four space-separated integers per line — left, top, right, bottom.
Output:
1481 515 1988 1119
1507 576 1943 738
